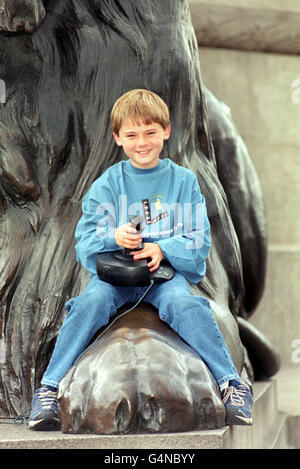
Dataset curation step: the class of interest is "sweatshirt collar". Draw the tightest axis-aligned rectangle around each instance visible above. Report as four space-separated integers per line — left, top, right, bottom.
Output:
124 158 167 175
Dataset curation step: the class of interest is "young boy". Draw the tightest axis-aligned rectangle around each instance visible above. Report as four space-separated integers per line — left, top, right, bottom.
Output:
29 89 253 430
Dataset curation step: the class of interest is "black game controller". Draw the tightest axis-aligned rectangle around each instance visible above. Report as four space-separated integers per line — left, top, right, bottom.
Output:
97 215 175 286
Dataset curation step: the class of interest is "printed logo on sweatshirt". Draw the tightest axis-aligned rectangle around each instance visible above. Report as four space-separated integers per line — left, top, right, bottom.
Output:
142 196 169 225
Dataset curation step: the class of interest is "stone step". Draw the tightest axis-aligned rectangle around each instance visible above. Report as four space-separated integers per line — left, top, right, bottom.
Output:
267 413 292 449
286 415 300 449
0 422 229 449
251 379 279 447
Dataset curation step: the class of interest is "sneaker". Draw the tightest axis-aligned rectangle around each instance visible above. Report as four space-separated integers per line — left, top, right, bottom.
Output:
221 380 253 426
28 385 60 431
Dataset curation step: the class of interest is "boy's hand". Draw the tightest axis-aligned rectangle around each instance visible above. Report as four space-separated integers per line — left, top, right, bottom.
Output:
131 243 163 272
115 223 142 250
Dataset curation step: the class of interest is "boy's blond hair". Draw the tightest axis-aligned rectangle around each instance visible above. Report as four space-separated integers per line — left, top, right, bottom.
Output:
110 89 170 135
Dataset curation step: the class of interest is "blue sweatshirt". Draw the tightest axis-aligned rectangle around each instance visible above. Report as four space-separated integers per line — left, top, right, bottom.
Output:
75 158 211 284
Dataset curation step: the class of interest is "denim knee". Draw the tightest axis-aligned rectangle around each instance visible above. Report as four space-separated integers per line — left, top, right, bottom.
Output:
157 290 211 327
65 287 110 324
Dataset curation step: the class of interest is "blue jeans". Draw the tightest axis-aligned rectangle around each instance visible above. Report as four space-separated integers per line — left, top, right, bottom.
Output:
42 272 239 389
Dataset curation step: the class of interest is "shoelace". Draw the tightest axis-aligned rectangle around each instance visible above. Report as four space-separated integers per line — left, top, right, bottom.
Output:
222 384 247 407
38 387 58 410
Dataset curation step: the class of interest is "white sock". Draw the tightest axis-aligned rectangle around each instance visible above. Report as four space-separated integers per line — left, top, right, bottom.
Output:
219 381 229 392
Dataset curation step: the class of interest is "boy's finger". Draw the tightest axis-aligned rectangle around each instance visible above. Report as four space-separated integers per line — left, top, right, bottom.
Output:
124 232 141 241
149 261 159 272
125 239 141 248
148 260 157 269
126 227 137 234
131 249 146 259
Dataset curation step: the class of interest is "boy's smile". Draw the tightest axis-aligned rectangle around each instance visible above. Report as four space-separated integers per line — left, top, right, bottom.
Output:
113 120 170 169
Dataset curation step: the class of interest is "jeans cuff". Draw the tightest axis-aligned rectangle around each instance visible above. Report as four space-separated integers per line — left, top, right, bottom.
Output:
217 374 240 389
41 378 59 389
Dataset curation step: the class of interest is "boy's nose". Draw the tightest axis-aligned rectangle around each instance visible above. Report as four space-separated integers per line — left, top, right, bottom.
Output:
137 135 147 146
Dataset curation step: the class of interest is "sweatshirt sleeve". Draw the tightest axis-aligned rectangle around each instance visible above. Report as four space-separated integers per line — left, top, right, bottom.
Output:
156 175 211 284
74 178 120 275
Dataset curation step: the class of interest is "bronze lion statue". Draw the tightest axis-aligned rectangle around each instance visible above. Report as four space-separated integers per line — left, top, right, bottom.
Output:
0 0 279 432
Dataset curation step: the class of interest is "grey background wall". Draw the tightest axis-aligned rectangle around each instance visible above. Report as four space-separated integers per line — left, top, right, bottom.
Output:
190 0 300 365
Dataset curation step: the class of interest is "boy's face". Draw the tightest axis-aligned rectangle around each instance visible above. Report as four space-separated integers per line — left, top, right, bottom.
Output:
113 120 170 169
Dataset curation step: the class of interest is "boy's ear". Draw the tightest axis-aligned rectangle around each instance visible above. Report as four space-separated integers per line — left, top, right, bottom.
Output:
113 132 122 146
163 125 171 140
